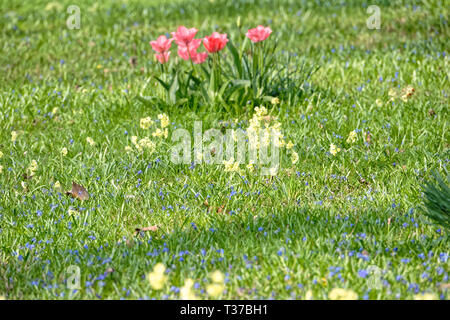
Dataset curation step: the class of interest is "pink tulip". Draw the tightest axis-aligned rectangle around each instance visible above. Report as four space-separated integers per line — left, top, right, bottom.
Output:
155 51 170 64
180 38 202 51
177 46 197 61
171 26 198 47
246 25 272 43
191 51 208 64
150 35 173 53
203 32 228 53
178 45 208 64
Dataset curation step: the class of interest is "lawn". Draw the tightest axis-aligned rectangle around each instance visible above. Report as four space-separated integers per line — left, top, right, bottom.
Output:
0 0 448 300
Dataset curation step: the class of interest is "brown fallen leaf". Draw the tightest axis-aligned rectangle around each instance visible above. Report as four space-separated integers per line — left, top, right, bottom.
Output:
105 267 115 274
22 173 33 180
217 204 225 214
366 133 372 144
66 182 89 201
129 56 137 68
134 225 158 236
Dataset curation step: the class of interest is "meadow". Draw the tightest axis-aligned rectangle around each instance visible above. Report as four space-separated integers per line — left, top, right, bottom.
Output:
0 0 448 300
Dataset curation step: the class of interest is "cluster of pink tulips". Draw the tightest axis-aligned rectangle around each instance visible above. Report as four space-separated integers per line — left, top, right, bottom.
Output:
150 25 272 65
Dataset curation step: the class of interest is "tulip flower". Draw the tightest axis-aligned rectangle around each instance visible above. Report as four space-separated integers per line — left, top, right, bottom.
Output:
203 32 228 53
171 26 198 47
191 51 208 64
177 46 198 61
246 25 272 43
155 51 170 64
150 35 173 53
178 46 208 64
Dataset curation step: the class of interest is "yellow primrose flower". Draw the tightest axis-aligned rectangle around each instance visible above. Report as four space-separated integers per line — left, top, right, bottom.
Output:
54 181 61 189
346 130 357 144
254 106 267 118
29 160 38 171
329 288 358 300
61 147 68 156
305 290 313 300
86 137 96 146
271 97 280 105
291 151 299 164
124 146 133 152
27 160 38 176
180 278 197 300
11 131 18 142
246 160 255 172
388 88 397 98
286 141 294 149
140 117 154 130
329 143 341 156
223 157 239 172
0 165 3 173
269 166 278 176
413 293 438 300
210 270 224 283
158 113 170 128
68 209 79 216
375 99 382 107
206 283 224 298
138 138 155 153
195 151 203 163
131 136 138 145
152 128 164 138
147 263 167 290
21 181 27 190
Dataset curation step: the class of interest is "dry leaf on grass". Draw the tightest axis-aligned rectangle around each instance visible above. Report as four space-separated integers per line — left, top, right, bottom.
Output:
66 182 89 201
134 225 158 236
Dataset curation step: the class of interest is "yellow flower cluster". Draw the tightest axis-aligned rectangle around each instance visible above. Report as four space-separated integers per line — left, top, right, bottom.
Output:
328 288 358 300
346 130 357 144
206 270 225 298
246 160 255 172
27 160 38 176
152 128 168 138
223 157 240 172
180 279 198 300
86 137 96 146
11 131 18 142
413 293 438 300
329 143 341 156
131 136 155 153
247 106 285 149
140 117 154 130
158 113 170 128
388 85 415 102
140 114 169 139
147 263 167 290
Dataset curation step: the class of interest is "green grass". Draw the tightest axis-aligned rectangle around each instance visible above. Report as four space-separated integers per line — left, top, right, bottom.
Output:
0 0 449 300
